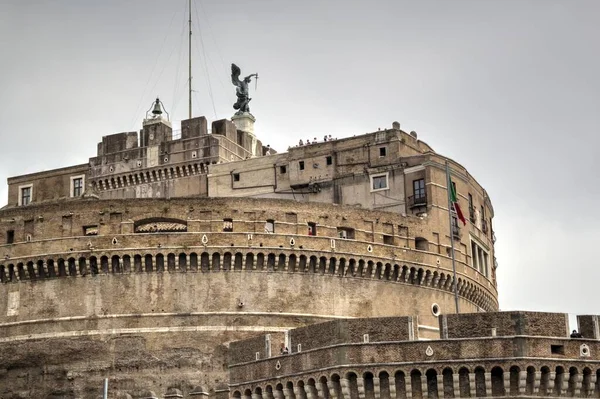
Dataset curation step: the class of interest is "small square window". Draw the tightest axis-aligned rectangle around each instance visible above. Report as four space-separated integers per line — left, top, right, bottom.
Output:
6 230 14 244
551 345 565 355
299 161 305 170
379 147 387 157
383 235 394 245
223 218 233 232
233 173 240 182
308 222 317 236
280 165 287 174
326 156 332 165
337 228 355 239
371 174 388 191
265 220 275 234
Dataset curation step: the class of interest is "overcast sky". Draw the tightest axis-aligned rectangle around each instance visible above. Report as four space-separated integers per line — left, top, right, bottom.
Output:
0 0 598 320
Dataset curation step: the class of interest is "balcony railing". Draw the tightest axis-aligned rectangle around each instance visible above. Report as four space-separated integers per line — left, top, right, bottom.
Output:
481 219 489 234
407 194 427 208
451 223 461 239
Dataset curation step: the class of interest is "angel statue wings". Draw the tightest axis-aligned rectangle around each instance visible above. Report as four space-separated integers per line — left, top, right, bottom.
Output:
231 63 258 114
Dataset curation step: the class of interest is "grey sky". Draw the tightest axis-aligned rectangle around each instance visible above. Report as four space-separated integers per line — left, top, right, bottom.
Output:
0 0 598 317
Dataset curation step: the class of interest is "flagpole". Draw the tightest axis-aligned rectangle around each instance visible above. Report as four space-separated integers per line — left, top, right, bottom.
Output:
445 159 461 314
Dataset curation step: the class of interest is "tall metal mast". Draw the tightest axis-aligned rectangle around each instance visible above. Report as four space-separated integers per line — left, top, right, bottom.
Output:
188 0 192 119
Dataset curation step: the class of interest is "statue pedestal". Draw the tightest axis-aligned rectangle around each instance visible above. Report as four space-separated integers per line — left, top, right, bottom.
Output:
231 112 256 135
231 112 259 157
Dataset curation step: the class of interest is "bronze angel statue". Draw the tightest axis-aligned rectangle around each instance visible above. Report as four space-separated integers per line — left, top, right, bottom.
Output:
231 63 258 114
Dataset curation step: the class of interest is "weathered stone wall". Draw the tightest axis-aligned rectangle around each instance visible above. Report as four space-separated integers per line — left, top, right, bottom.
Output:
441 311 569 339
578 315 599 339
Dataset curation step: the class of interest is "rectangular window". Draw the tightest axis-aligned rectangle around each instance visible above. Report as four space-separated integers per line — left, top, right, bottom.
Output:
371 173 389 191
72 178 83 197
20 185 32 206
326 156 332 165
6 230 14 244
223 218 233 232
383 234 394 245
265 220 275 234
299 161 305 170
337 227 355 239
233 173 240 182
308 222 317 236
413 179 425 199
471 239 490 278
280 165 287 174
379 147 387 157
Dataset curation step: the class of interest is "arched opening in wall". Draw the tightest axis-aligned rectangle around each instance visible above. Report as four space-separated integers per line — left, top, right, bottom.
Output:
245 253 254 270
582 368 592 397
122 255 131 273
392 264 400 281
357 260 365 277
285 382 295 399
275 384 284 399
331 374 342 399
308 256 317 273
178 253 187 272
256 253 265 270
400 266 409 282
525 366 536 395
17 263 25 280
201 252 210 272
6 264 14 282
596 369 600 397
267 253 275 271
568 367 579 397
0 265 7 283
318 257 327 274
554 366 565 396
278 254 286 270
394 370 407 399
346 372 359 399
99 256 108 274
254 387 263 398
382 263 391 280
376 262 384 279
288 254 297 272
244 389 252 399
189 252 198 271
296 381 304 399
490 366 504 396
133 255 142 272
265 386 274 399
442 368 454 398
319 376 331 399
27 261 35 280
211 253 221 271
306 379 316 399
298 255 307 272
111 255 121 273
67 258 76 276
540 366 550 396
47 259 57 277
233 391 241 399
89 256 98 275
348 259 356 277
144 254 153 272
509 366 520 396
234 253 243 270
425 369 438 399
338 258 346 277
36 260 45 278
363 372 375 399
155 253 165 272
474 367 486 397
378 372 390 399
328 258 336 275
223 252 232 271
411 370 423 399
409 267 417 284
57 259 67 277
366 261 374 278
416 268 425 285
167 253 176 272
415 237 429 251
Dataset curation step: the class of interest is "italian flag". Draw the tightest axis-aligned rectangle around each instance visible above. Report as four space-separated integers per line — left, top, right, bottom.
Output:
450 180 467 225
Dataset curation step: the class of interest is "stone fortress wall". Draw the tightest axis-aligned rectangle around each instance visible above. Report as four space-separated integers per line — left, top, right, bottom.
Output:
229 312 600 399
0 115 501 398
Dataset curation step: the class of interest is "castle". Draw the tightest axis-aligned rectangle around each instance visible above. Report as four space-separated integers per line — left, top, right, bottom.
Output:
0 105 596 398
